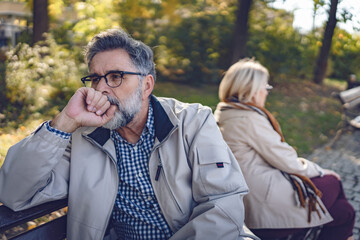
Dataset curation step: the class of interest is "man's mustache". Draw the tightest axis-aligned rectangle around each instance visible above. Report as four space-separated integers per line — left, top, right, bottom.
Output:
106 95 120 106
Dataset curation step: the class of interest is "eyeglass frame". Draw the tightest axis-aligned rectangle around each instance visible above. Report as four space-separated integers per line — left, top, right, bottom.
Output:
81 70 147 88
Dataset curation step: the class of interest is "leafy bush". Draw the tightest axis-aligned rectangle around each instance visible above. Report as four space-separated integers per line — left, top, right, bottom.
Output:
156 10 235 85
3 34 84 128
330 29 360 80
247 3 318 82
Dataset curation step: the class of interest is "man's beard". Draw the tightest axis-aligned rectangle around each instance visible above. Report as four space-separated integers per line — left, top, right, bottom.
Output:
102 85 143 130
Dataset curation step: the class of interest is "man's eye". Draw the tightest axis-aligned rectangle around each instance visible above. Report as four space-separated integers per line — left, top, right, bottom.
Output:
90 76 100 82
110 73 122 79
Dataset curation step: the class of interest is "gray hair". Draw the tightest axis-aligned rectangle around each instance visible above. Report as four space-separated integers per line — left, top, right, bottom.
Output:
219 58 269 102
84 29 156 81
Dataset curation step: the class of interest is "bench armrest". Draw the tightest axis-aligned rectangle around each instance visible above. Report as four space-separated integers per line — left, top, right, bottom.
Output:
0 198 67 233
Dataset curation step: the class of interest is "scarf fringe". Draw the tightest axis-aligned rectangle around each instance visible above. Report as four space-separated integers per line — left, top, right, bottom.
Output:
283 172 326 223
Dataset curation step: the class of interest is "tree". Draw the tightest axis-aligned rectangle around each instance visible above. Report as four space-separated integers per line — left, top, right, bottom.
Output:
231 0 253 64
313 0 339 84
32 0 49 44
0 57 6 112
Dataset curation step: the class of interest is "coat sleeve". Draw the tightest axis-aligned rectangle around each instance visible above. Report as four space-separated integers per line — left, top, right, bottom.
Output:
170 106 250 240
0 123 70 211
233 112 323 178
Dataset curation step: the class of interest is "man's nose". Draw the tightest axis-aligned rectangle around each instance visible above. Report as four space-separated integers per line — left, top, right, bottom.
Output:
95 76 110 93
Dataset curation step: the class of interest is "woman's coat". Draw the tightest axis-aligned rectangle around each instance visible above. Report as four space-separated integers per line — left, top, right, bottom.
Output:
214 102 333 229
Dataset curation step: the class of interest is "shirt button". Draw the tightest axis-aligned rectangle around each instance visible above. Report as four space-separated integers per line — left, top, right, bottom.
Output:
147 196 152 201
138 173 143 178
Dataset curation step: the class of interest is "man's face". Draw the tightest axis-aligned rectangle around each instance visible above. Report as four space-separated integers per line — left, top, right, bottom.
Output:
89 49 144 129
102 83 143 129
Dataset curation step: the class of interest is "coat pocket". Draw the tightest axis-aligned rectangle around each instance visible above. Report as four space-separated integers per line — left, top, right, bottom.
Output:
196 145 242 197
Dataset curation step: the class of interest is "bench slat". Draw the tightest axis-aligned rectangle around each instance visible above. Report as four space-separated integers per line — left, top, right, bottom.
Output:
0 198 67 233
344 97 360 110
339 86 360 103
10 215 66 240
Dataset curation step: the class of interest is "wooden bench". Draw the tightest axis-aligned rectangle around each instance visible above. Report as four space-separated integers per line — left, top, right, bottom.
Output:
0 199 67 240
334 86 360 128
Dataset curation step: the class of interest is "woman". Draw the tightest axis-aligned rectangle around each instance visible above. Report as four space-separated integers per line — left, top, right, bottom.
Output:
214 58 355 240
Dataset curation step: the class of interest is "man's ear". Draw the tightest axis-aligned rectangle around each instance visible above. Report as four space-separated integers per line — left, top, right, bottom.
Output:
142 74 154 100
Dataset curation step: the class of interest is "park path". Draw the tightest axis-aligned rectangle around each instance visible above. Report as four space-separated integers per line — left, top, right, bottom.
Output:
307 128 360 240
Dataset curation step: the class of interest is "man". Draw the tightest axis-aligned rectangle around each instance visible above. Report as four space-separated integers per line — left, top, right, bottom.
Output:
347 74 360 89
0 29 249 240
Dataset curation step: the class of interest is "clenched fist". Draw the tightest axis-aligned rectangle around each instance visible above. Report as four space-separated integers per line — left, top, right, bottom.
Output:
50 87 117 133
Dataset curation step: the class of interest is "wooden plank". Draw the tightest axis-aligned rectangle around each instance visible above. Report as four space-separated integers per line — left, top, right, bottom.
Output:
339 86 360 103
344 97 360 110
0 198 67 233
10 215 66 240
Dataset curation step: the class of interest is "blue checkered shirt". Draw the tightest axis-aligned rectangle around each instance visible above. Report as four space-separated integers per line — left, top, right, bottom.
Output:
110 102 173 240
45 121 71 139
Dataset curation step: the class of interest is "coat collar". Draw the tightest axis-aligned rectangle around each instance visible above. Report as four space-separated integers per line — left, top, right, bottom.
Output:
83 95 176 146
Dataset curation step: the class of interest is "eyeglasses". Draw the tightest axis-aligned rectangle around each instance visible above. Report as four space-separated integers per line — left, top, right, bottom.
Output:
265 84 273 91
81 70 147 88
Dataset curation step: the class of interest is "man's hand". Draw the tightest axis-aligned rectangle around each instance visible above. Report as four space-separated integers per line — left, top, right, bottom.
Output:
51 87 117 133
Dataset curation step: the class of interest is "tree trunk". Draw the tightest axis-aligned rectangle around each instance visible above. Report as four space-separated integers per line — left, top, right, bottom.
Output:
0 56 6 112
231 0 252 64
32 0 49 44
313 0 338 84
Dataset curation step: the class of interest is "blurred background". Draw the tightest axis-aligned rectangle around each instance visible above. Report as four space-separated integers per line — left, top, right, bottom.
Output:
0 0 359 164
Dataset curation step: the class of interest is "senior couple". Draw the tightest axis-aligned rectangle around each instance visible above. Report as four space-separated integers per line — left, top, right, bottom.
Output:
0 29 355 240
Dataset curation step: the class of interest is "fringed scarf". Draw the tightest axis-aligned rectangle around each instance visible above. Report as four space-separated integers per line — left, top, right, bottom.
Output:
223 98 326 223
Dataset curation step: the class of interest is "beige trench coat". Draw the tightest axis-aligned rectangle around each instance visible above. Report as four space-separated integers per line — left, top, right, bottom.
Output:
214 102 333 229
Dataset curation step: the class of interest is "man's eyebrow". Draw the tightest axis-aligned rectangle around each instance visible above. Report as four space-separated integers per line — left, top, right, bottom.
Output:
89 70 122 75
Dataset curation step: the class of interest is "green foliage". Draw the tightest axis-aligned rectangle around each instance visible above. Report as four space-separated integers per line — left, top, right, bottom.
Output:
247 2 319 81
40 0 360 86
72 0 120 43
156 9 235 84
330 29 360 79
3 34 83 128
116 0 236 84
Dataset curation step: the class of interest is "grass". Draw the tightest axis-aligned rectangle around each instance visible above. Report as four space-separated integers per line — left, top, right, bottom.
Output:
152 81 220 110
265 80 343 155
0 78 345 166
0 119 45 167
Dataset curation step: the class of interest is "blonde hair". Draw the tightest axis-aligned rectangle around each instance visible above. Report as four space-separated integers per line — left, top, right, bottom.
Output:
219 58 269 103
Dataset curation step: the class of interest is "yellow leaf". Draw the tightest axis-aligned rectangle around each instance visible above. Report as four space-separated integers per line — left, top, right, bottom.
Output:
27 221 36 230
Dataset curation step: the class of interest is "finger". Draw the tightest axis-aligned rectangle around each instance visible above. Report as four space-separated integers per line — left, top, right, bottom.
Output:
96 100 111 116
94 94 110 112
88 91 104 112
86 88 95 106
